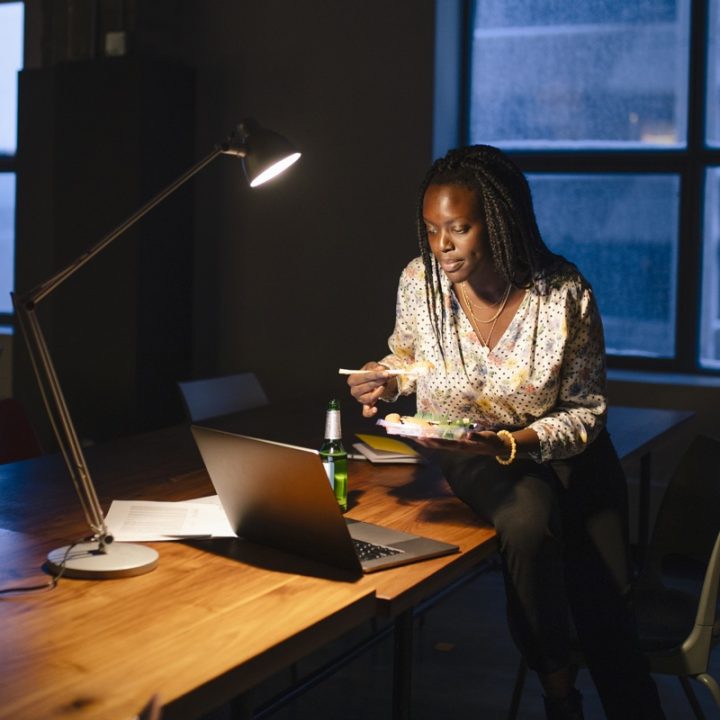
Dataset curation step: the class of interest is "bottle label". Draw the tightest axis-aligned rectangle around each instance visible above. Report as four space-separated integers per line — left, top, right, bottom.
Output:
322 457 335 489
324 409 342 440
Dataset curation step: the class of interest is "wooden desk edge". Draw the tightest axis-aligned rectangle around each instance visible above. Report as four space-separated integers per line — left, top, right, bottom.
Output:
613 408 696 465
372 533 500 618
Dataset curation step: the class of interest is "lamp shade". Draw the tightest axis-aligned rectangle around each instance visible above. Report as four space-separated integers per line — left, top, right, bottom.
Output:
232 119 302 187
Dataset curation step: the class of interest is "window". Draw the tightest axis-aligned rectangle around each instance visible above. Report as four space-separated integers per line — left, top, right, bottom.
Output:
528 173 680 358
701 169 720 367
469 1 690 149
707 0 720 145
0 1 24 320
459 0 720 373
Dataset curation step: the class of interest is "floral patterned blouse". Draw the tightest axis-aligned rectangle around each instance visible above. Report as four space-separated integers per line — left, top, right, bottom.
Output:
378 256 607 462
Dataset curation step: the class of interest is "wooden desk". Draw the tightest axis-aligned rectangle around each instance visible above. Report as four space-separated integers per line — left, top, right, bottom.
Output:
0 420 497 720
0 429 377 720
0 403 693 720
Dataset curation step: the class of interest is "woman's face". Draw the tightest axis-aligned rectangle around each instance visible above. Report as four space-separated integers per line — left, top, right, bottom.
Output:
423 183 491 284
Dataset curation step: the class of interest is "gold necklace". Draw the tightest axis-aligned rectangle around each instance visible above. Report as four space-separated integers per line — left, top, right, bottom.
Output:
464 289 507 311
461 282 511 348
460 282 511 324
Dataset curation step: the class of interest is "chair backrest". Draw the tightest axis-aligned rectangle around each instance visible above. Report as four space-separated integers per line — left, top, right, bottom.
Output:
0 397 43 464
695 530 720 630
645 435 720 577
177 372 269 422
636 437 720 678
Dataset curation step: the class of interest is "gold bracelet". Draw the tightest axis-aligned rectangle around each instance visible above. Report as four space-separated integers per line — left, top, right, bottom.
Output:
495 430 517 465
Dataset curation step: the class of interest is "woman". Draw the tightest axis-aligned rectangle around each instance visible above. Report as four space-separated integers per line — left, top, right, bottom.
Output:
347 145 665 720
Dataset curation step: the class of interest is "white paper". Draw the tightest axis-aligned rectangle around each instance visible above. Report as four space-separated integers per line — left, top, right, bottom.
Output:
104 496 236 541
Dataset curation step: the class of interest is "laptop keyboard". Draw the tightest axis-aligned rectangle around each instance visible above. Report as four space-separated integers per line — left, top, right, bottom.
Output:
353 538 404 562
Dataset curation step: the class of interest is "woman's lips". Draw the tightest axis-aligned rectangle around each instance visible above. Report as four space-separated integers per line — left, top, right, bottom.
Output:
440 259 463 273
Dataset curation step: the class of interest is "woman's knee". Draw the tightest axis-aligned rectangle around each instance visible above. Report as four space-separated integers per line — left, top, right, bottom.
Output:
494 474 558 555
496 507 556 560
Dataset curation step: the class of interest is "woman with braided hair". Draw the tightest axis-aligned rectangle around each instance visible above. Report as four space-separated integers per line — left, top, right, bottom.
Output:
347 145 665 720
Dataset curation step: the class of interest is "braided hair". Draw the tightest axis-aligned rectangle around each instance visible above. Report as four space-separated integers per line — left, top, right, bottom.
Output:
417 145 560 356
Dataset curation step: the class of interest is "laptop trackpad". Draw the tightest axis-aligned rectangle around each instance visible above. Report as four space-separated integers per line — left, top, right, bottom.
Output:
345 517 418 546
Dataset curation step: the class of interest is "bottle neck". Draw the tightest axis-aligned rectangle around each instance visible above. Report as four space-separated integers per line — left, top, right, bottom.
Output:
324 409 342 440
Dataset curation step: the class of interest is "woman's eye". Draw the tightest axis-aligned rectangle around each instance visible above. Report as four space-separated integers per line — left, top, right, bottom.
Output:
425 225 437 235
453 225 469 234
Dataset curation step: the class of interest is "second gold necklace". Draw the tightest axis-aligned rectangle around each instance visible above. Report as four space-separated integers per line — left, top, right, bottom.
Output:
461 282 511 348
461 282 511 322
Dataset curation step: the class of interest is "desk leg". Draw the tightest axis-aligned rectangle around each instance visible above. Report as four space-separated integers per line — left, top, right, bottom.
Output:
392 610 414 720
637 452 651 567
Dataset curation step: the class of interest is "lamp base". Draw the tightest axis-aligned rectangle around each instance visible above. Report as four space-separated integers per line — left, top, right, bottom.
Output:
47 541 159 579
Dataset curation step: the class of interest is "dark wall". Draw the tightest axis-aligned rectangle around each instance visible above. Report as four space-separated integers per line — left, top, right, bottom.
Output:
15 58 196 443
15 1 436 443
176 0 436 404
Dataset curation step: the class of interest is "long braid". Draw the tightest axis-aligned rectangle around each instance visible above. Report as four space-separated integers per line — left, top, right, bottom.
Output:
416 145 560 355
416 169 447 363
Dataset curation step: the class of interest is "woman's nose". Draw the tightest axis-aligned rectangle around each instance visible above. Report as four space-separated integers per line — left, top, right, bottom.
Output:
438 229 453 251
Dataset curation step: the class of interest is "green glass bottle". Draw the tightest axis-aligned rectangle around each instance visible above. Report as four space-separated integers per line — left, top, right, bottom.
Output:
319 399 348 512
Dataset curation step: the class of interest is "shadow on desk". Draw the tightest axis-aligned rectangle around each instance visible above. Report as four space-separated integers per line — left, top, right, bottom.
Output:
183 537 362 583
345 471 448 512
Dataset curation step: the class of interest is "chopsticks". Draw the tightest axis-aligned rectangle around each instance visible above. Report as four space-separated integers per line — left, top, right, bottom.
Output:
338 368 417 376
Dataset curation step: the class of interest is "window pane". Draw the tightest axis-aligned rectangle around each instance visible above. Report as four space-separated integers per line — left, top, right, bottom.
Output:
528 174 680 357
0 2 24 155
469 0 690 149
700 169 720 368
707 0 720 146
0 173 15 314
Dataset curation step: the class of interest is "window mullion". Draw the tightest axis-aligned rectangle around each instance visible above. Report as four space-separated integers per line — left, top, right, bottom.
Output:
676 166 704 370
675 0 711 370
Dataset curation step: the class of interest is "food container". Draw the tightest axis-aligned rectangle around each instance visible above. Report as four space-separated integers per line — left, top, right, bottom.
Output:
377 415 478 441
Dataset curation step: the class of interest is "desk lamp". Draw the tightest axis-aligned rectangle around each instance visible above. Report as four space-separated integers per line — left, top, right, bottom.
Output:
12 119 301 579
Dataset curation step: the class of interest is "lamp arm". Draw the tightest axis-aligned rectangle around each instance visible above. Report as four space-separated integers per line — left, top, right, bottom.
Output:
23 145 228 307
13 298 109 541
12 139 244 549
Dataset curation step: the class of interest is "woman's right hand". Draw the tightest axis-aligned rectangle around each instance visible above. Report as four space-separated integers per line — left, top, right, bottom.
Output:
346 362 395 418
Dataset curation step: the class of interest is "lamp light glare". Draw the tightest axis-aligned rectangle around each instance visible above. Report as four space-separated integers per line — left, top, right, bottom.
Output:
250 152 302 187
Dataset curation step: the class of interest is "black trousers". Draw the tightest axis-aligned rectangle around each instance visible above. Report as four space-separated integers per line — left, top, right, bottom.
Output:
433 429 665 719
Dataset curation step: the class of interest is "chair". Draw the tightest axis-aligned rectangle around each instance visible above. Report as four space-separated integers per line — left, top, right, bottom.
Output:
0 397 43 464
177 372 269 422
507 435 720 719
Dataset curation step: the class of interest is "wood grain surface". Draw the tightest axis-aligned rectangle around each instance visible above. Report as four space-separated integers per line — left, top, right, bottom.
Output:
1 401 686 720
0 406 497 720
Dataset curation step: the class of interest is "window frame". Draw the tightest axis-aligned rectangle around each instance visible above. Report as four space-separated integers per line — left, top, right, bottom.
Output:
0 157 18 328
0 0 23 327
438 0 720 374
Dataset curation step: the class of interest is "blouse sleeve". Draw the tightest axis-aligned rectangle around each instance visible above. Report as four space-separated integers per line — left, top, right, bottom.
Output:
527 278 607 462
378 261 421 398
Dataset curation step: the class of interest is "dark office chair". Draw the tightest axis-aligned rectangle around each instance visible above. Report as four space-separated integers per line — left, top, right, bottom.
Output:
507 435 720 719
0 397 43 464
177 372 269 422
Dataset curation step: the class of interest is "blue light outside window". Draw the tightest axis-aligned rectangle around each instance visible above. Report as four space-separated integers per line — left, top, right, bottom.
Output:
707 0 720 147
0 173 15 315
0 2 23 155
528 174 680 359
0 2 24 316
469 0 690 149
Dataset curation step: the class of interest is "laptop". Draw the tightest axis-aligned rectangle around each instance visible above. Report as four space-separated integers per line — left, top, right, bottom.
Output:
190 425 459 574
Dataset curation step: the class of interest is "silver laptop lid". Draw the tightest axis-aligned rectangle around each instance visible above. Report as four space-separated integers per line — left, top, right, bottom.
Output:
191 426 363 574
